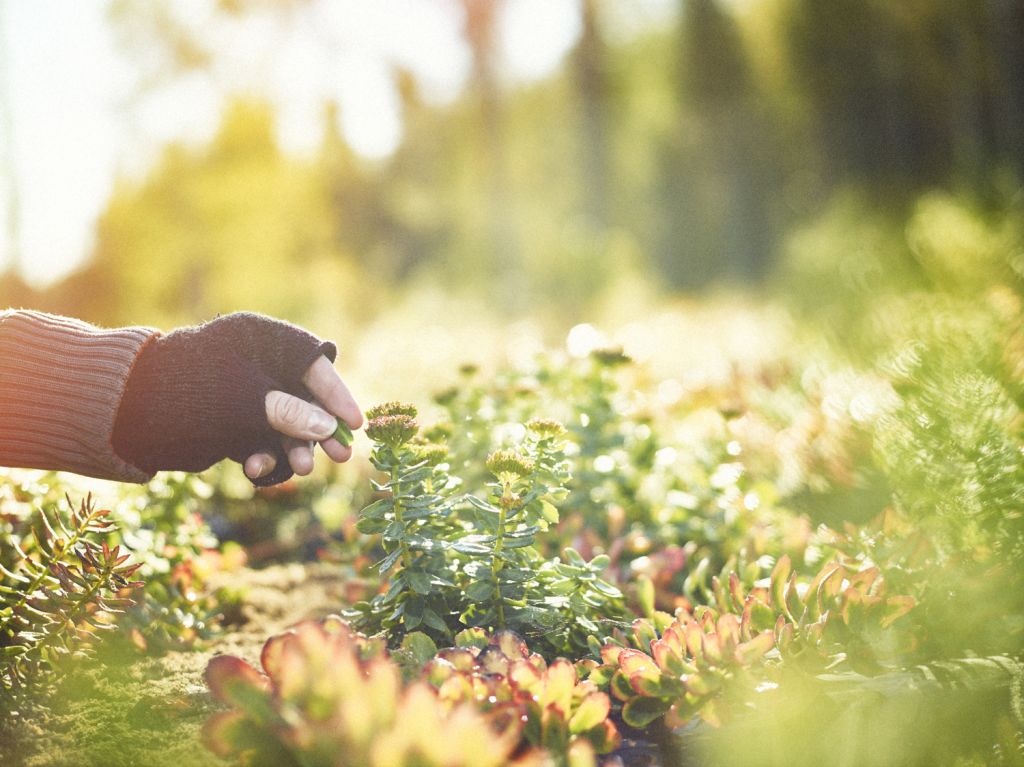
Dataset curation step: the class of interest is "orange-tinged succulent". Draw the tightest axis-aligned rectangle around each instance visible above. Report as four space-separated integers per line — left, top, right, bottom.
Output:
203 618 545 767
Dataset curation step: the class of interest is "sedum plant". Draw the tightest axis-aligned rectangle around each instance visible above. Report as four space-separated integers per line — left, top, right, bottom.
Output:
351 401 463 638
349 403 624 656
203 617 579 767
0 494 143 690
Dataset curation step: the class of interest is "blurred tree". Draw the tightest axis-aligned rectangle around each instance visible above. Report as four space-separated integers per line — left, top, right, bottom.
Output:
454 0 522 304
572 0 613 230
683 0 776 281
28 0 1023 322
69 99 374 329
779 0 1024 195
652 0 780 288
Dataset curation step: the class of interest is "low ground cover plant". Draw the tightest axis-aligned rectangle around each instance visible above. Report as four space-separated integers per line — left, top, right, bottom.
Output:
199 614 581 765
0 494 142 690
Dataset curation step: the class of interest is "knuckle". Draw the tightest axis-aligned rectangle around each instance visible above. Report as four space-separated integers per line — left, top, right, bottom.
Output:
274 394 305 426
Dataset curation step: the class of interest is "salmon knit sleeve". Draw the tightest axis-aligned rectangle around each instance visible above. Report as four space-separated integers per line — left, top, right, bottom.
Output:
0 310 160 483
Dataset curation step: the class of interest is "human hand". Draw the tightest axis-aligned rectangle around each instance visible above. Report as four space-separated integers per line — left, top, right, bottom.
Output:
243 355 363 481
112 312 363 486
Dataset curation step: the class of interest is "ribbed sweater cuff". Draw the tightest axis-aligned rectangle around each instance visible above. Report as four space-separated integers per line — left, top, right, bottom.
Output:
0 310 160 483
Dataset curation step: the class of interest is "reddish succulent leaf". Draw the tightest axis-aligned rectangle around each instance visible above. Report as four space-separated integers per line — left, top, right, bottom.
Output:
260 630 294 679
734 631 775 665
702 633 723 665
600 644 624 666
661 624 684 657
716 614 740 651
848 566 881 594
508 659 543 690
774 615 794 650
424 658 457 686
821 566 847 602
841 588 882 625
770 555 791 608
631 619 658 652
492 630 529 660
811 565 843 620
528 653 547 673
728 572 745 612
628 672 660 697
695 607 716 632
617 650 660 680
541 659 576 716
437 647 477 671
205 655 270 708
784 572 801 623
201 711 249 757
683 621 704 659
631 672 685 699
651 638 680 674
568 692 610 734
477 645 511 675
806 563 840 596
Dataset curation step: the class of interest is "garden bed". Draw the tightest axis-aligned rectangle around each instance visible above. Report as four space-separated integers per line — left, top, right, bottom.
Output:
3 269 1023 766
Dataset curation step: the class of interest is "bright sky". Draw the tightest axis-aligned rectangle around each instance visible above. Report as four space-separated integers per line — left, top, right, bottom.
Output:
0 0 672 287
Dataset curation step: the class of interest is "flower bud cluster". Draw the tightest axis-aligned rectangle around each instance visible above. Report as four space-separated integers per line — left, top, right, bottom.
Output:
486 449 535 480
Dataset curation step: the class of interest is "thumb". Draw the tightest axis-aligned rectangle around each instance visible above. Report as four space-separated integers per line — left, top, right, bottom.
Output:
264 390 338 441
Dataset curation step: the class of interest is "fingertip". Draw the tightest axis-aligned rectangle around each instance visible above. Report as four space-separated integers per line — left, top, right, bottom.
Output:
343 407 364 431
321 438 353 463
286 440 315 476
245 453 276 479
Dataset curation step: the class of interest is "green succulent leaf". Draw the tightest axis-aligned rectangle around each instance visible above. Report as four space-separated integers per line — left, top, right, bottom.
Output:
622 695 673 728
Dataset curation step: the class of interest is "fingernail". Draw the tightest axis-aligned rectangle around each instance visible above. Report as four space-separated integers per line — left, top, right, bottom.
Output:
310 411 336 437
254 458 270 478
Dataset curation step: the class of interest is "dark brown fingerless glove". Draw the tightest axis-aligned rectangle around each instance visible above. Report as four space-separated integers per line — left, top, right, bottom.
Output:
112 312 336 486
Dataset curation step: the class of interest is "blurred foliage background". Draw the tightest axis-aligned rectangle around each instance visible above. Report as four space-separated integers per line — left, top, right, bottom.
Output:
1 0 1021 364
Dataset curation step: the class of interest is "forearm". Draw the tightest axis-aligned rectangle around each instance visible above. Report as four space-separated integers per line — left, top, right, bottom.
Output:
0 310 159 482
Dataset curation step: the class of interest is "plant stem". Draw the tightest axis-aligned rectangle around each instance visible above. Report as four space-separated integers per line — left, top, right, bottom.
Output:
491 481 513 629
390 461 413 571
